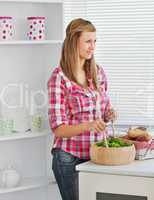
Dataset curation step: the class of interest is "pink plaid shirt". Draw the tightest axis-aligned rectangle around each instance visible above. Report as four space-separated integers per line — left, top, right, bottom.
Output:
48 66 110 159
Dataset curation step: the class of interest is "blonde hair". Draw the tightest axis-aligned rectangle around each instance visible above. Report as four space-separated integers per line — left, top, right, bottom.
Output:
60 18 98 90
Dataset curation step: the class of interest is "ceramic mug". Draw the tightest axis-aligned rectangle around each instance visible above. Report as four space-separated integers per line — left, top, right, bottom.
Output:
27 16 45 40
0 16 14 40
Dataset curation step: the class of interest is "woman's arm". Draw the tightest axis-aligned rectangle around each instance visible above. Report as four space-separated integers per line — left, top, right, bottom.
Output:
53 122 89 138
53 119 106 138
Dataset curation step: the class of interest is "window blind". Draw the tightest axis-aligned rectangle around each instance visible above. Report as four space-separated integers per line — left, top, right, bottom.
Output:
63 0 154 126
63 0 87 30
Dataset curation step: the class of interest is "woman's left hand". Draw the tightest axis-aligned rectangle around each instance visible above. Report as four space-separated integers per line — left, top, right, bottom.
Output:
104 108 117 122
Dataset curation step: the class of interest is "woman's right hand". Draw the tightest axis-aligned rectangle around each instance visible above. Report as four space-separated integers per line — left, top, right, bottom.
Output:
88 119 106 133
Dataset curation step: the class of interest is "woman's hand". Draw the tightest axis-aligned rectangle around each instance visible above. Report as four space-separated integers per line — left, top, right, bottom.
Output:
104 108 117 123
88 119 106 133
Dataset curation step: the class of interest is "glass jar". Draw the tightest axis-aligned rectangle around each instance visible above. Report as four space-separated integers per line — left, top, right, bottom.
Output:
30 114 42 132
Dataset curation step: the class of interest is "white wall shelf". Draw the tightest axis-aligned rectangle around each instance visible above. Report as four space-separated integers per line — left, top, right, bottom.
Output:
0 1 63 41
0 40 63 45
0 0 63 199
0 130 49 141
0 0 62 3
0 176 48 194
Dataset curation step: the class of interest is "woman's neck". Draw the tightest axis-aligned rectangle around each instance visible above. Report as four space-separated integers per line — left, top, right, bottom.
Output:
79 58 85 71
75 61 88 88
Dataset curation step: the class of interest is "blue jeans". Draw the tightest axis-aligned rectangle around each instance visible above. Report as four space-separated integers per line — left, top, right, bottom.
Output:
52 148 88 200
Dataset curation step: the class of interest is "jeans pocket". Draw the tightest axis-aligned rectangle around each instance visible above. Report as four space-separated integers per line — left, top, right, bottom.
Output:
57 150 76 164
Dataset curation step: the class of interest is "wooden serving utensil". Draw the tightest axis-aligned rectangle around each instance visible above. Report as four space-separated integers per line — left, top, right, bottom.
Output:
103 131 109 147
111 120 116 138
95 91 109 147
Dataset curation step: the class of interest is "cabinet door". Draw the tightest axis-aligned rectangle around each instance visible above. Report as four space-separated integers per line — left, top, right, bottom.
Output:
0 136 47 177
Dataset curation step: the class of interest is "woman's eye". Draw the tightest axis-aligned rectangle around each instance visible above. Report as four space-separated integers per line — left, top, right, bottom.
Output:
85 40 96 43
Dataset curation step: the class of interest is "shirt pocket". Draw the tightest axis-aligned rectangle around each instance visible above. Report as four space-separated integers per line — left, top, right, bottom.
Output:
68 88 96 116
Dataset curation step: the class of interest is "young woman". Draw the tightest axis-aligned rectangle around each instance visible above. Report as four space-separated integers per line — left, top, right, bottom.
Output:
48 18 116 200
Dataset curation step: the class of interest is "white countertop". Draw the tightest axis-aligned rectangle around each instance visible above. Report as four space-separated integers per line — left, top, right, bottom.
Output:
76 159 154 178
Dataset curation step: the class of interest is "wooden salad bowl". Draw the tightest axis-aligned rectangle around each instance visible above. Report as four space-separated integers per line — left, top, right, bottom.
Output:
90 138 136 165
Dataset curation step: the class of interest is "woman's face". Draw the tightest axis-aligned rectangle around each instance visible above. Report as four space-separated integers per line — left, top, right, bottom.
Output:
78 31 96 61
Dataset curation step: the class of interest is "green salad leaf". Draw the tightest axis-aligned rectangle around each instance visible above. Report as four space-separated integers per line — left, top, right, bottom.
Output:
95 137 133 148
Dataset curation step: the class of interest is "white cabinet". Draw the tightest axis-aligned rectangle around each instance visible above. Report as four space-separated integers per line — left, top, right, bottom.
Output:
0 131 49 200
0 0 63 199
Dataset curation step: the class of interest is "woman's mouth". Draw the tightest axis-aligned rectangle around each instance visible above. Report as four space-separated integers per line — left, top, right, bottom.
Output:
87 51 93 55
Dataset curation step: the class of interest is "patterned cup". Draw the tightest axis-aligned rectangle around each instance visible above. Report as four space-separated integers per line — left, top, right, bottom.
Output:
27 16 45 40
0 16 14 40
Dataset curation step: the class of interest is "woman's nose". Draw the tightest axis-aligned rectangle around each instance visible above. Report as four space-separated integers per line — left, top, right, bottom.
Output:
89 43 95 50
90 42 95 50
